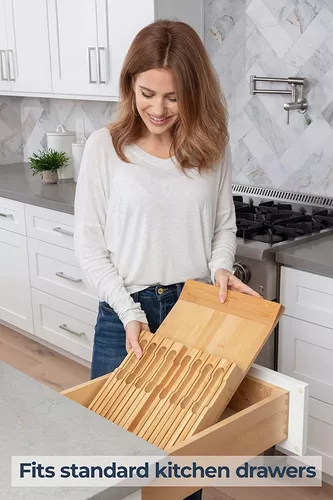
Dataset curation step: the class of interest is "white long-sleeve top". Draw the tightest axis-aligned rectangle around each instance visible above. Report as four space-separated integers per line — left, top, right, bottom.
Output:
74 127 237 327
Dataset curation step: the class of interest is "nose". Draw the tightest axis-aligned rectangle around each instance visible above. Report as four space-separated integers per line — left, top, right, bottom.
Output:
151 98 167 116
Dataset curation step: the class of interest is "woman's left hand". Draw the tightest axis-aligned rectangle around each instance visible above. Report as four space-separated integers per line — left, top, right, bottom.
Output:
214 268 261 303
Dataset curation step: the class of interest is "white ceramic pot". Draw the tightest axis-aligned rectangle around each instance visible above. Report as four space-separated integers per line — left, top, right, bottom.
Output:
46 124 76 180
72 138 86 182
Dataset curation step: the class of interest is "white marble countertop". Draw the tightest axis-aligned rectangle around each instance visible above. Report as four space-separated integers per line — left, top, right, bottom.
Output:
0 362 164 500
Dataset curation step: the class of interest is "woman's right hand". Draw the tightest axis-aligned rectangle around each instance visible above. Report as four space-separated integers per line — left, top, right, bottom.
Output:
125 320 150 359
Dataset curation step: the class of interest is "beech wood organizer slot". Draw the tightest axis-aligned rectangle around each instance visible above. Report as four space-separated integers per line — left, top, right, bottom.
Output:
87 280 284 450
88 330 240 449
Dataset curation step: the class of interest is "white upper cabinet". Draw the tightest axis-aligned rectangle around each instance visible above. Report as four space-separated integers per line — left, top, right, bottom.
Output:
0 0 204 99
0 0 11 91
3 0 52 93
97 0 155 99
48 0 203 100
48 0 100 96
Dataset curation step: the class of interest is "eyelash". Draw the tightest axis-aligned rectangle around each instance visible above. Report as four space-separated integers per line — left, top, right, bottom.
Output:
141 91 177 103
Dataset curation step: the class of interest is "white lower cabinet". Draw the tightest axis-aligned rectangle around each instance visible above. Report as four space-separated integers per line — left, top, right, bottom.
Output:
278 315 333 405
25 204 75 250
0 196 26 234
307 398 333 476
0 200 99 363
0 228 33 333
279 266 333 477
31 288 96 362
28 238 98 313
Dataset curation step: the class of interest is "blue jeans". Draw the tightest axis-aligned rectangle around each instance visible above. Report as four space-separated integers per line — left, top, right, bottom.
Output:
91 283 202 500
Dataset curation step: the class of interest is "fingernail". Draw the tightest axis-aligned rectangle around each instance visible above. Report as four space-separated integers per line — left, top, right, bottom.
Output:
220 295 225 303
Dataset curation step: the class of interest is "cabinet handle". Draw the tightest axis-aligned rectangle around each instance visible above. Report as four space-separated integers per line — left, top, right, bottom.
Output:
0 50 8 81
53 226 74 236
87 47 97 84
0 212 12 218
97 47 106 84
59 324 86 337
7 50 15 81
55 271 83 283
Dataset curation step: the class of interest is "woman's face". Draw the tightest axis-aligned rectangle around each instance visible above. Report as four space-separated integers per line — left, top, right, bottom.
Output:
133 68 179 136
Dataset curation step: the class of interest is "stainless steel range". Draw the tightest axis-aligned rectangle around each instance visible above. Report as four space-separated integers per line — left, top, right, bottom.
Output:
232 185 333 370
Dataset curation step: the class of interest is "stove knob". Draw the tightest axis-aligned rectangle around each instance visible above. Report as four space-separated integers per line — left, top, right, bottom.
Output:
232 262 251 284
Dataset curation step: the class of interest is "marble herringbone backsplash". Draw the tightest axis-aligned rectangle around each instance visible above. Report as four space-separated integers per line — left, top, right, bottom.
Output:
0 97 23 164
206 0 333 196
1 0 333 196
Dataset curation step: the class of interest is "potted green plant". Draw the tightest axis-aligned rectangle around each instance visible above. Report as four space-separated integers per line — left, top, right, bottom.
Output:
28 149 70 184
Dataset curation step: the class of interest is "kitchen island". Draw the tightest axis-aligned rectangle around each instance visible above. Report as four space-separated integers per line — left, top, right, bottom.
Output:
0 362 164 500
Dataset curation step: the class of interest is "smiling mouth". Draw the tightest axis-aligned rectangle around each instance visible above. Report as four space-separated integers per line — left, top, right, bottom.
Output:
147 113 172 125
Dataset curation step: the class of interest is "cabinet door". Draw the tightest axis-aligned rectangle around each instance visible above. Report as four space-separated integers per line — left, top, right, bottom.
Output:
98 0 155 98
307 397 333 477
5 0 52 93
0 229 33 333
278 315 333 405
48 0 99 96
0 0 11 91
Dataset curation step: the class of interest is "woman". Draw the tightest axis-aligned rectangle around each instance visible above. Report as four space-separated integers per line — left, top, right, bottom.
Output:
74 19 259 500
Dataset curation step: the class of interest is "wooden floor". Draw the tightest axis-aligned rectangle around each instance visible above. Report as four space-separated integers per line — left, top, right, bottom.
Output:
0 323 332 500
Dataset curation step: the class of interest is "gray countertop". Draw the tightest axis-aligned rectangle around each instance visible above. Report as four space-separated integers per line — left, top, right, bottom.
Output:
0 163 76 214
3 162 333 271
276 234 333 277
0 362 165 500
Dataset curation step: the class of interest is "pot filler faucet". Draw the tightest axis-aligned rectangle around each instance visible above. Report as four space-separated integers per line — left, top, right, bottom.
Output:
250 75 309 125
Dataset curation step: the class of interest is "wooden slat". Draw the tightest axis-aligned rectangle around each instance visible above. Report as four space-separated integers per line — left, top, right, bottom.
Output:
156 280 284 374
84 331 240 447
61 374 109 406
180 280 283 325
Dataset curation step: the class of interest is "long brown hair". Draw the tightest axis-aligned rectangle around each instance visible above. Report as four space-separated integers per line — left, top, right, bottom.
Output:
108 19 229 172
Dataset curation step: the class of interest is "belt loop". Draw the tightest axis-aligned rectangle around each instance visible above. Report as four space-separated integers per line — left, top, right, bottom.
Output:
176 282 183 297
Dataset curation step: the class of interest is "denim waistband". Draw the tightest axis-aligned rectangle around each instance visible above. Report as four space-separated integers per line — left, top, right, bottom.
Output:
132 282 185 301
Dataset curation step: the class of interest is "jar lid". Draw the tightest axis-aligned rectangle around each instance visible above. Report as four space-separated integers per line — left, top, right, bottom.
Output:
72 137 87 147
47 124 75 136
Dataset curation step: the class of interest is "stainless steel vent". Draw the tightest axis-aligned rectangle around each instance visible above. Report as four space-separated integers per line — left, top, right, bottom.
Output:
232 184 333 209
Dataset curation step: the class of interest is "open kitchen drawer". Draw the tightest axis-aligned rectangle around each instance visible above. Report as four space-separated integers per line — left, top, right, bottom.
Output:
62 281 309 499
62 363 309 500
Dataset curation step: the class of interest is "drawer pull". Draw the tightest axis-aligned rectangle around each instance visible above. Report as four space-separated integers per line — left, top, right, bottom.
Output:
0 212 13 218
59 324 85 337
55 271 83 283
53 226 74 237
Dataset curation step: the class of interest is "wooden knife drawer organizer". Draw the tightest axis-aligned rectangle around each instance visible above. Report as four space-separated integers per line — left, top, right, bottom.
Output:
62 281 308 499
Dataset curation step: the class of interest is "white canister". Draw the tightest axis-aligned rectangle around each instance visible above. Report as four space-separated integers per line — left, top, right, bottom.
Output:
47 124 76 180
72 138 86 182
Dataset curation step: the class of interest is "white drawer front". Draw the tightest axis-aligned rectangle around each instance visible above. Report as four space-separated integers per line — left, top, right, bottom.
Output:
281 266 333 329
0 229 33 333
25 204 74 249
0 197 26 235
278 315 333 405
307 397 333 477
31 289 96 362
28 239 98 313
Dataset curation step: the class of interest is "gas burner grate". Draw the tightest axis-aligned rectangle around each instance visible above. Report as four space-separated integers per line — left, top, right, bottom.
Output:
234 195 333 245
